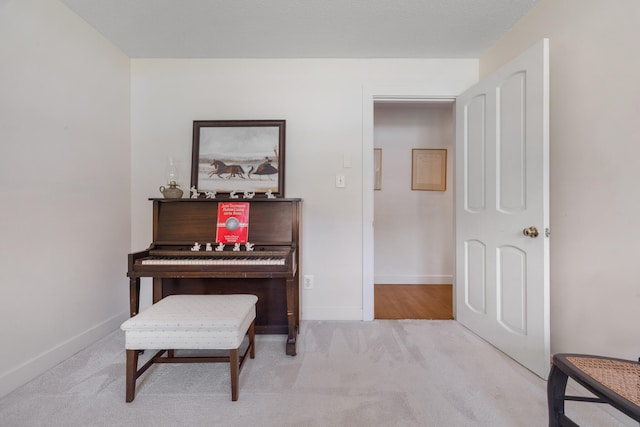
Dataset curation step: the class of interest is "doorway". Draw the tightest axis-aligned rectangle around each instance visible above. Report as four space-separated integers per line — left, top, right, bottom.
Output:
374 284 453 319
372 101 455 319
363 40 549 377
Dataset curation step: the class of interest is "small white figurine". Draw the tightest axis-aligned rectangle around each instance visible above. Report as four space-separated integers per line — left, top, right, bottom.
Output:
233 243 241 251
243 191 255 199
190 186 199 199
191 242 201 251
215 242 225 252
205 242 213 251
230 190 239 199
245 242 255 252
265 189 276 199
205 191 216 199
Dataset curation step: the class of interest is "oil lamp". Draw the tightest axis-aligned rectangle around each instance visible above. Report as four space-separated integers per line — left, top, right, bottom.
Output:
159 156 183 198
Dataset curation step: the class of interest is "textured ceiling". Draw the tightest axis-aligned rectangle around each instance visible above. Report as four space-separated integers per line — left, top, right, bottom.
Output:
60 0 539 58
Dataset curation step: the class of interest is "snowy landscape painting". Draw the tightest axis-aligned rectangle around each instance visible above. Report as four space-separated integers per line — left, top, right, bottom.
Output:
190 120 285 197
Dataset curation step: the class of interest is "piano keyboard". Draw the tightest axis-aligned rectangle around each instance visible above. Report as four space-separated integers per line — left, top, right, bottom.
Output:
140 257 286 266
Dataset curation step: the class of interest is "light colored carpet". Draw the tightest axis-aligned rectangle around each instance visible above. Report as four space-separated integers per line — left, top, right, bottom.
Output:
0 320 634 426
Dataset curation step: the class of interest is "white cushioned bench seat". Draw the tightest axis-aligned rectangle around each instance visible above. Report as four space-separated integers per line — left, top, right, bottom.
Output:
121 294 258 350
120 294 258 402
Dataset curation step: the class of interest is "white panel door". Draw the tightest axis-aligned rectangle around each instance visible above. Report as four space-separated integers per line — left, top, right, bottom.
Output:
455 39 550 378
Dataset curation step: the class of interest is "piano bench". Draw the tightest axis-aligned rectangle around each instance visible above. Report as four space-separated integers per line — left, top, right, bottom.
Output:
120 294 257 402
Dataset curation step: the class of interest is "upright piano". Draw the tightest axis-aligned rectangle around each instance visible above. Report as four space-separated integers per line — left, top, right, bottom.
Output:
127 198 301 355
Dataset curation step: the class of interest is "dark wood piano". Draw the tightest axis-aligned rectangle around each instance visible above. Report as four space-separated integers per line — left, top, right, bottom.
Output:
127 198 301 356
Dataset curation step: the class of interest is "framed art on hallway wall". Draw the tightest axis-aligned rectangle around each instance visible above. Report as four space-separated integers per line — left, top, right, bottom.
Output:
374 148 382 190
411 148 447 191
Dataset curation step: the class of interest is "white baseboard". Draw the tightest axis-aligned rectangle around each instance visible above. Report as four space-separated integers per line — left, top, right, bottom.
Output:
374 274 453 285
0 311 129 398
301 306 363 321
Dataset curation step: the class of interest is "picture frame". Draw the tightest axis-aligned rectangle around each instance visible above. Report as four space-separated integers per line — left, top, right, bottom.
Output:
411 148 447 191
374 148 382 190
191 120 285 197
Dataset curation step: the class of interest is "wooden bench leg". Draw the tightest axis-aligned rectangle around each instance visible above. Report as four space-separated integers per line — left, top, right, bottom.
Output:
125 349 139 402
230 348 239 401
547 363 570 427
249 320 255 359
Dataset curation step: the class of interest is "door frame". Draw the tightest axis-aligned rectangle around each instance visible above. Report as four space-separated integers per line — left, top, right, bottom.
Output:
361 89 456 321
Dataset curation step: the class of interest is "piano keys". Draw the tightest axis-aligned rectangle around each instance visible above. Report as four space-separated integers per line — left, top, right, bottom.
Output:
127 198 301 356
135 247 291 267
140 257 287 266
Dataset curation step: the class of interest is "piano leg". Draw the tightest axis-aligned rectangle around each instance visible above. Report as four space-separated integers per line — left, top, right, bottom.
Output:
286 278 297 356
129 278 140 317
153 277 163 304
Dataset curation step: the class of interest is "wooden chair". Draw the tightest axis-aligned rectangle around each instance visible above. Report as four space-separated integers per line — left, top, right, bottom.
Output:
120 294 257 402
547 353 640 426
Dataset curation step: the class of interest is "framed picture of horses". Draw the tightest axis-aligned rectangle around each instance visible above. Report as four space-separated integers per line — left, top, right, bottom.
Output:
190 120 286 198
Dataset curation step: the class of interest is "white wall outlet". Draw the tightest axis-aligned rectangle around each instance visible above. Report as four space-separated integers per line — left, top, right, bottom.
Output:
303 275 314 289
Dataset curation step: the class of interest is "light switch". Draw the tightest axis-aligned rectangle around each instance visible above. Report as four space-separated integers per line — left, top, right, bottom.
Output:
343 152 352 168
335 174 346 188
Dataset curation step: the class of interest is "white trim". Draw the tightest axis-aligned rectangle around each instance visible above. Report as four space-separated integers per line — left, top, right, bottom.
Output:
302 306 363 321
374 275 453 285
373 96 456 103
362 87 456 321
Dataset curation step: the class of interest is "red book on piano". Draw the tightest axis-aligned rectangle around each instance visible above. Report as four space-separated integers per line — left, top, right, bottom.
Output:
216 202 250 244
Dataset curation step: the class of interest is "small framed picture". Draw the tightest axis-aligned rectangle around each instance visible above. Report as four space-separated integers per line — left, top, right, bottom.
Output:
374 148 382 190
411 148 447 191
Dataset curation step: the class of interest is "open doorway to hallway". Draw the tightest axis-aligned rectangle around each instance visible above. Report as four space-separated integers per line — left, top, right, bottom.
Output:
374 284 453 319
372 101 455 320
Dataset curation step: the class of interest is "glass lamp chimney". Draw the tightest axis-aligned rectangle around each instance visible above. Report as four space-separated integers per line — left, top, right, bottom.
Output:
165 156 179 186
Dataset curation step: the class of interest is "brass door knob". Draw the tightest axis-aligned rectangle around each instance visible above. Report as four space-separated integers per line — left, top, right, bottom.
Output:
523 226 539 238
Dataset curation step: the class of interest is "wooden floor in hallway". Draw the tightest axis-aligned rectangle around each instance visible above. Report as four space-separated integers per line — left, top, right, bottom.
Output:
374 284 453 320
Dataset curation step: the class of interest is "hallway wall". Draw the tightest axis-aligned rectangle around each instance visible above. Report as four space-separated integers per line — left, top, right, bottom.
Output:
373 103 454 284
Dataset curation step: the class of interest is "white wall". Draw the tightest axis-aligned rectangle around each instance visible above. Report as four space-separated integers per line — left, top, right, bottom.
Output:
0 0 131 397
373 103 454 284
130 60 476 320
480 0 640 358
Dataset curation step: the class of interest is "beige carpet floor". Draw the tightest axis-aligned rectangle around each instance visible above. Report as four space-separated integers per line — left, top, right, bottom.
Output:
0 320 634 426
